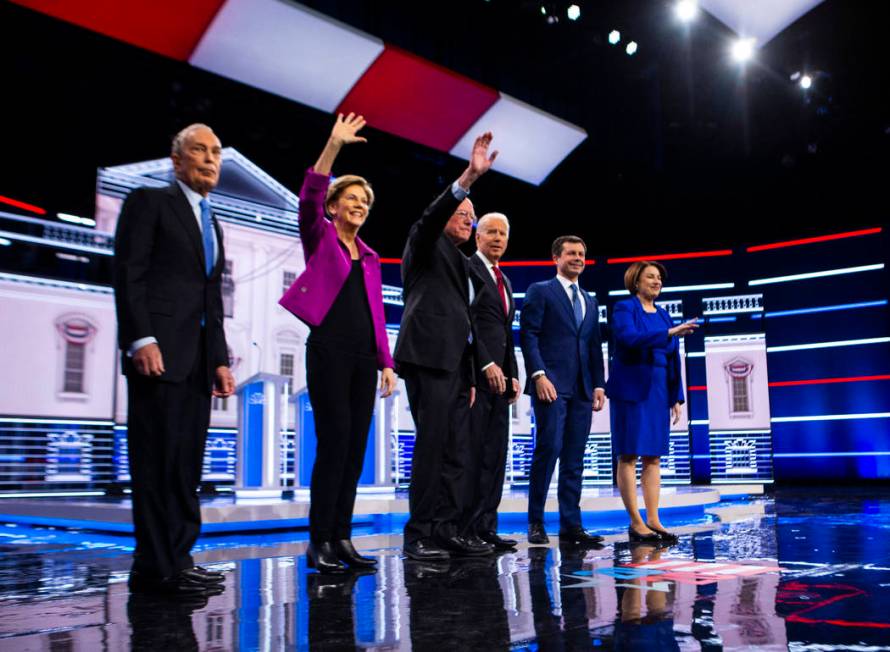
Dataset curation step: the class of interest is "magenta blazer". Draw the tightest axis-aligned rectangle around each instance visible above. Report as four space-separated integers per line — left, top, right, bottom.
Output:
279 168 395 370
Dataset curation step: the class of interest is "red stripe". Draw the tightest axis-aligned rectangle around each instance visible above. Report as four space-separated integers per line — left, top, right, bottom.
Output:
747 227 882 252
0 194 46 215
769 374 890 387
607 249 733 264
379 258 597 266
500 259 596 267
687 375 890 392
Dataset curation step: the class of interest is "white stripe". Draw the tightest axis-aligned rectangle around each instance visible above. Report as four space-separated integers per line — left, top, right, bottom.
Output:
748 263 884 286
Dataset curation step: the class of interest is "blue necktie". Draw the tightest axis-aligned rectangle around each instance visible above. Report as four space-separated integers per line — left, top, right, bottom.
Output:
571 283 583 328
200 198 214 276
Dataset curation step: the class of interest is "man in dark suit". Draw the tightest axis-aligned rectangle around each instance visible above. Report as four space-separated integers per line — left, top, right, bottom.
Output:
394 132 498 561
114 124 235 596
465 212 520 550
519 235 606 546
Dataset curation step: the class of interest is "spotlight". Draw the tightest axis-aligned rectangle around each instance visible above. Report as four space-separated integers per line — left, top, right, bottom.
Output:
567 4 580 21
626 41 638 55
730 37 756 63
800 74 812 89
540 5 547 14
547 14 558 24
0 237 11 247
608 29 621 45
675 0 698 22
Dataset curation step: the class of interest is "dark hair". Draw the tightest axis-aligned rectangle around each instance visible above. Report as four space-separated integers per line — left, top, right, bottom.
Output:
551 235 587 258
624 261 668 294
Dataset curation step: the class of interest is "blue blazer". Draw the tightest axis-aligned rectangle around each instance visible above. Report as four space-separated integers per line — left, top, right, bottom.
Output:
606 296 685 405
519 278 605 399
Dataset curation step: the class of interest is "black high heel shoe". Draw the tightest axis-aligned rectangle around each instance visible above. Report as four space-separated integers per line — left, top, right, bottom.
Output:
645 523 679 544
627 525 661 544
334 539 378 569
307 541 348 574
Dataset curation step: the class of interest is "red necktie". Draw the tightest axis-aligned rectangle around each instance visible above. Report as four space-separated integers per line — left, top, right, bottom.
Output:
492 265 508 316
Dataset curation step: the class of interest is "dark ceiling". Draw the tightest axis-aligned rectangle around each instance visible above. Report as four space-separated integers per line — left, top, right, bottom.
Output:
2 0 888 259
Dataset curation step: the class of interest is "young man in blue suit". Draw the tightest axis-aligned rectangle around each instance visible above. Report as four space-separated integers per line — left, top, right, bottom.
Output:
519 236 606 545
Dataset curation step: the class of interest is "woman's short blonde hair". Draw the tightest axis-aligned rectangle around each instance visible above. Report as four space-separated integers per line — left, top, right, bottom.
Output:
624 260 668 294
325 175 375 212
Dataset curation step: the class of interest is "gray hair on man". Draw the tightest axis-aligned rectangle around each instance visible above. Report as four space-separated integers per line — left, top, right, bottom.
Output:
171 123 215 157
476 212 510 237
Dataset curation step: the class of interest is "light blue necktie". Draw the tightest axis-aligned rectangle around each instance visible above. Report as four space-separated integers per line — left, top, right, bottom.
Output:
571 283 583 328
200 198 215 276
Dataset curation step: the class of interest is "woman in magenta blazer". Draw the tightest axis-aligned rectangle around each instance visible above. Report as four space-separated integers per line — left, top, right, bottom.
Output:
280 114 395 573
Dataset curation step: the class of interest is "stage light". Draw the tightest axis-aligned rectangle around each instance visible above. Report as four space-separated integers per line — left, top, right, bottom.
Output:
675 0 698 22
57 212 96 227
626 41 638 55
540 5 547 14
567 4 580 20
0 237 11 246
730 37 756 62
608 29 621 44
800 74 812 89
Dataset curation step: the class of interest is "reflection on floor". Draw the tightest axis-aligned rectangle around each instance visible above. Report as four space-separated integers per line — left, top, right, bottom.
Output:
1 487 889 650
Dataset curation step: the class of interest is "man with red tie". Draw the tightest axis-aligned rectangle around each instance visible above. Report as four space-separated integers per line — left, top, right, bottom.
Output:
465 213 520 549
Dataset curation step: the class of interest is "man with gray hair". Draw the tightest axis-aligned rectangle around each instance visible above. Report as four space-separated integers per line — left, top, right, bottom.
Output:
114 123 234 597
465 212 520 549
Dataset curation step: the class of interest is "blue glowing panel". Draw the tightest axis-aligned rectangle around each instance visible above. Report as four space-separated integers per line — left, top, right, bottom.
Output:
709 430 774 483
583 433 613 485
509 432 535 484
394 431 415 487
297 393 377 487
0 421 114 491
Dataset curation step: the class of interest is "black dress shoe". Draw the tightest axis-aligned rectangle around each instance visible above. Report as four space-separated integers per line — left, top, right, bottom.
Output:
479 531 518 550
404 538 450 561
334 539 378 568
436 535 493 557
627 525 661 543
180 567 225 585
528 522 549 545
558 527 605 546
128 570 208 597
307 541 348 574
646 523 679 543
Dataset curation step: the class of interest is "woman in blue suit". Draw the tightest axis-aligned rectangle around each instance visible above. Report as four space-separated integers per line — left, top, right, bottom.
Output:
607 261 698 543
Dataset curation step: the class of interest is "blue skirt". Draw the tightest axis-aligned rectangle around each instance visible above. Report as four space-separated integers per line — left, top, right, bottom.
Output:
610 366 670 457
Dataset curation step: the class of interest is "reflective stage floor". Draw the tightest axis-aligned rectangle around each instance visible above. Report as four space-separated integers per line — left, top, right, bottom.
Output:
1 486 889 650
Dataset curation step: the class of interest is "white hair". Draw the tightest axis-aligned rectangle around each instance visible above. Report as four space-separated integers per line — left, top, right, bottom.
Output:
476 212 510 237
171 123 215 157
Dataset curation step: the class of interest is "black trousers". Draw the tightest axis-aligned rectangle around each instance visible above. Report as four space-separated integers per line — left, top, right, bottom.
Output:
306 344 378 543
401 355 473 543
126 339 210 579
466 386 511 535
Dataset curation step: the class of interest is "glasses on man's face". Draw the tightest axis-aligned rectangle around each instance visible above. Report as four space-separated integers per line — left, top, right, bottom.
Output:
454 210 476 224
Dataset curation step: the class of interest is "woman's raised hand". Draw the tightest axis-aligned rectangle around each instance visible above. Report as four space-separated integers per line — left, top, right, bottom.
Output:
330 112 368 147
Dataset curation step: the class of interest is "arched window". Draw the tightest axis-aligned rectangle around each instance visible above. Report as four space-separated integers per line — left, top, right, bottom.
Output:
55 314 97 396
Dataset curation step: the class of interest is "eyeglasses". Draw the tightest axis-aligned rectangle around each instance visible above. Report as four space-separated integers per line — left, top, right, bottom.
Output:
454 210 476 224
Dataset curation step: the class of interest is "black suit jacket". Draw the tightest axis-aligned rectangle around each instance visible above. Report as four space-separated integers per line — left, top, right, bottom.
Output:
393 186 473 373
113 183 229 383
468 253 518 390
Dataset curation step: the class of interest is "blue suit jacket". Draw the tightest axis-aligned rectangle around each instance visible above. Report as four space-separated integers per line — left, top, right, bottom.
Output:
606 296 685 406
519 277 605 399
